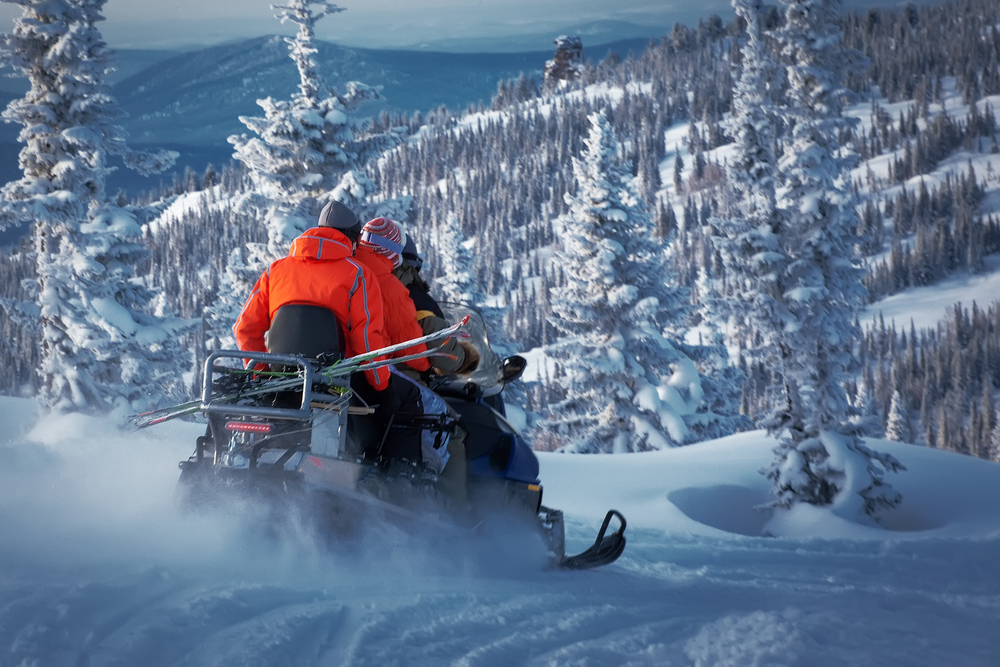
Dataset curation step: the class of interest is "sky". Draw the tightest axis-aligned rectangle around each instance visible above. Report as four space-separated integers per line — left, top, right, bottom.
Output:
0 0 925 51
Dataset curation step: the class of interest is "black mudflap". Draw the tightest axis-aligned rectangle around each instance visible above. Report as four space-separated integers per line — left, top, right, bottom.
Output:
559 510 627 570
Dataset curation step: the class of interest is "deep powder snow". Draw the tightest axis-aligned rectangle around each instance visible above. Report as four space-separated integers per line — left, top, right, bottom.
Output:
1 397 999 665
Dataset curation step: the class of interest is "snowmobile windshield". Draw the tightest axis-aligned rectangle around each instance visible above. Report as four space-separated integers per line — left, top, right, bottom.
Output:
438 303 504 395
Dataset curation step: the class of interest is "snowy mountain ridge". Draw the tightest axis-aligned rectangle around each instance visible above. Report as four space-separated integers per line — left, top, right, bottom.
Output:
4 0 994 461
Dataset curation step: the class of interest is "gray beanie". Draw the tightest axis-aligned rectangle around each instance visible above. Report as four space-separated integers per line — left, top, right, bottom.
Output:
318 200 361 232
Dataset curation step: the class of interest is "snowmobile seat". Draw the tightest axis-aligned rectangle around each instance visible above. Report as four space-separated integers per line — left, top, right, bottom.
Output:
267 304 345 362
265 304 346 415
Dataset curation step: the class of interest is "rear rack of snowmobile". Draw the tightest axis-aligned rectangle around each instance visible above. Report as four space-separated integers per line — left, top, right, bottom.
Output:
194 351 355 472
201 350 350 422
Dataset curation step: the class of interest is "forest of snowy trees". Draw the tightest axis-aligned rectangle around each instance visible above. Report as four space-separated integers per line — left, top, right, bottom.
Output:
1 0 1000 509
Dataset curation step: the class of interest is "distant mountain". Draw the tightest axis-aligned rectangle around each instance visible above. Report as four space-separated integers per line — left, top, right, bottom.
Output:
108 49 181 86
113 36 544 146
0 36 654 199
0 48 178 96
112 36 651 146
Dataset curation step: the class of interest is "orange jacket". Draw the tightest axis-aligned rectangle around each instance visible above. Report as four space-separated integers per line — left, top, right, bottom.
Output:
233 227 390 390
354 246 432 372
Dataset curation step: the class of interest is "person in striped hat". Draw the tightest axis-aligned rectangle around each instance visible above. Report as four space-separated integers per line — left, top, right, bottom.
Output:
355 218 432 373
356 217 471 507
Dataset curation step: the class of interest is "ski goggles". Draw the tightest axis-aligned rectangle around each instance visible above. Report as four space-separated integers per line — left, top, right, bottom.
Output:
360 230 404 255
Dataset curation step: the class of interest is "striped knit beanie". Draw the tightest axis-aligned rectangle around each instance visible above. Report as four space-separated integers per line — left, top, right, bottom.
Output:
359 218 405 268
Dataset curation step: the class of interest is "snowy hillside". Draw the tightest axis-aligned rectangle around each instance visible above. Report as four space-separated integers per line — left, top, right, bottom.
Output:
862 254 1000 330
4 2 1000 660
667 76 1000 326
2 396 999 666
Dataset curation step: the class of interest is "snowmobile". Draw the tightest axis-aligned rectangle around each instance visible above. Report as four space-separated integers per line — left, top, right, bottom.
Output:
141 305 626 570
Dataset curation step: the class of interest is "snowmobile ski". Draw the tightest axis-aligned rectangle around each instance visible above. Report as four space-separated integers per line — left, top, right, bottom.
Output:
559 509 627 570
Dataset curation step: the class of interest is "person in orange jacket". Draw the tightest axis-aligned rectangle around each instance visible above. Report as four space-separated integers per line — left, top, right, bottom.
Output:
353 217 434 376
233 200 405 430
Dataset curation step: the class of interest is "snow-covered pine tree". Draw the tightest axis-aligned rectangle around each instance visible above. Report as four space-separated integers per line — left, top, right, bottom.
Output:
427 209 517 364
708 0 785 379
851 377 881 437
989 413 1000 463
760 0 905 522
543 35 583 88
229 0 399 254
539 111 741 453
216 0 401 340
0 0 188 413
432 212 480 305
885 390 909 442
204 247 259 351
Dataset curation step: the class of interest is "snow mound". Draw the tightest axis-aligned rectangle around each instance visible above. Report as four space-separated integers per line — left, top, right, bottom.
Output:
667 485 772 537
539 430 1000 540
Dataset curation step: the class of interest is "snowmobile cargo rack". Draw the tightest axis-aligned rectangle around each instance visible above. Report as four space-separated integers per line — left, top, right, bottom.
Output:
201 350 348 421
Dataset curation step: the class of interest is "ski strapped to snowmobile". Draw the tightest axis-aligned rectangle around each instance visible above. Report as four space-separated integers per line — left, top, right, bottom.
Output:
127 315 473 431
136 305 626 569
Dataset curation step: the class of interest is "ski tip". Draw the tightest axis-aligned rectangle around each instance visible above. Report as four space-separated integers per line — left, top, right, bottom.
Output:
558 509 627 570
120 416 148 432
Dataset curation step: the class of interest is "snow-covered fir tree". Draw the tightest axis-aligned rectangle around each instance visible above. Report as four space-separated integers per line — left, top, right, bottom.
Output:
543 35 583 88
216 0 401 342
759 0 905 521
885 390 909 442
0 0 187 413
229 0 396 257
204 247 259 351
432 212 481 305
538 111 742 453
989 414 1000 463
708 0 785 373
425 209 515 359
851 377 881 437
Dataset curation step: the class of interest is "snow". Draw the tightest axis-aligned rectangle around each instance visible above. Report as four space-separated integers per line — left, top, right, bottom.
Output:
520 344 558 383
862 256 1000 332
447 82 654 139
92 296 140 336
147 190 211 231
3 396 1000 665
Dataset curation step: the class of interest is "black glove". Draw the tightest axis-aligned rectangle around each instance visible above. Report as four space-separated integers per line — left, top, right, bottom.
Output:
419 367 439 385
373 377 401 427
